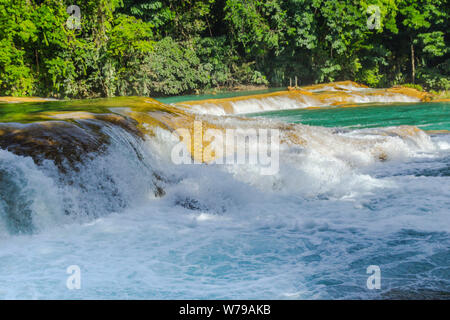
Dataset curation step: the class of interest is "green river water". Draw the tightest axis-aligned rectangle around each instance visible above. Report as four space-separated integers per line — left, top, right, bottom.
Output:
247 102 450 131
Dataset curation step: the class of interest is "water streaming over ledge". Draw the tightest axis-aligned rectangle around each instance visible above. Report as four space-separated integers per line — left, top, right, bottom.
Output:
173 81 430 115
0 82 449 299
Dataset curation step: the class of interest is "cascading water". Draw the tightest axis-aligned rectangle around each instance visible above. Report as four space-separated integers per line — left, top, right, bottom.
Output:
176 81 427 115
0 84 449 299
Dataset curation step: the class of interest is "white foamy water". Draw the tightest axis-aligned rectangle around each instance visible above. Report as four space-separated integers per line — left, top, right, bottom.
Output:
179 84 422 116
183 95 321 115
229 96 320 114
0 117 449 299
349 93 420 104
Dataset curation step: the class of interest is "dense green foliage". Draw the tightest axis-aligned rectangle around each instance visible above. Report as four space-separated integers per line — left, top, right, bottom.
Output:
0 0 448 98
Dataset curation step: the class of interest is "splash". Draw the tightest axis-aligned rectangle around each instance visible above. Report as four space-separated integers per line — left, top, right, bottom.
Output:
0 92 440 234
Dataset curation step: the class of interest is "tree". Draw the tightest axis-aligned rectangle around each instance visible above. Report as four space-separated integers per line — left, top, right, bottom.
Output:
397 0 447 84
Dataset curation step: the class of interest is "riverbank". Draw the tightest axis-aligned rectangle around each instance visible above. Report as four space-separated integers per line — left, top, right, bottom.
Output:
1 82 448 105
430 90 450 102
0 97 57 103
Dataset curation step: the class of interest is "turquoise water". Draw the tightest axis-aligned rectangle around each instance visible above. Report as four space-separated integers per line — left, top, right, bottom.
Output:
248 102 450 131
156 87 286 104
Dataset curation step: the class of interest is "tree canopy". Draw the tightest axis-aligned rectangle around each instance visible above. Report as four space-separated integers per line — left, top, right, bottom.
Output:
0 0 448 98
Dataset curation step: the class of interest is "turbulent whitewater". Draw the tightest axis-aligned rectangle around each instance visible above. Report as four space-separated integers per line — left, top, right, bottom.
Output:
0 83 449 299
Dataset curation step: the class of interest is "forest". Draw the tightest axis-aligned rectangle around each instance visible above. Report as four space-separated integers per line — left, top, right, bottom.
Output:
0 0 448 98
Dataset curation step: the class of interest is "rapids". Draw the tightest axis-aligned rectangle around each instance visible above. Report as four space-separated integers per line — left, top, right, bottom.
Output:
0 82 449 299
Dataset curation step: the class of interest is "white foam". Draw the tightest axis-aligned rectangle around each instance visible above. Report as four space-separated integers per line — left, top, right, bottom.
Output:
0 118 448 299
181 90 420 116
349 93 420 104
230 96 318 114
